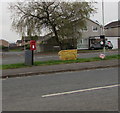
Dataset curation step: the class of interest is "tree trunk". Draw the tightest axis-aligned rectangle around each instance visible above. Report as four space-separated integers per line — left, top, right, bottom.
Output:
52 25 63 50
45 10 63 50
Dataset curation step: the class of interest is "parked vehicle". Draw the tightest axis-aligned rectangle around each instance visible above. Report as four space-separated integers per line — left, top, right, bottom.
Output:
89 41 113 50
105 41 113 49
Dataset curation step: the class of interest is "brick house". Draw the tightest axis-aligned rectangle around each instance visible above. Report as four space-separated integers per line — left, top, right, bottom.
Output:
0 39 9 47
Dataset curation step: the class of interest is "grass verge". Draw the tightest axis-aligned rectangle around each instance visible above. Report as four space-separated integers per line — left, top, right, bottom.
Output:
1 54 120 70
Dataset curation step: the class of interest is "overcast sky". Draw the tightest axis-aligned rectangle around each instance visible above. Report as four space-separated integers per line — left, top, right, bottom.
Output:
0 0 119 43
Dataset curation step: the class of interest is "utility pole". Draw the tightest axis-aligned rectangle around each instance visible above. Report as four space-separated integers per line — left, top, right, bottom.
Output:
102 0 105 35
99 0 106 59
102 0 106 55
24 36 26 51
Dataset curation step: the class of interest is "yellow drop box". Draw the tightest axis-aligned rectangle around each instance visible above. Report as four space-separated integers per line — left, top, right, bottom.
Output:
58 49 77 60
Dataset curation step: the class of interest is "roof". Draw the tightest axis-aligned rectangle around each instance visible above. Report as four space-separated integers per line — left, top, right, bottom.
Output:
105 20 120 28
0 39 9 42
16 40 22 43
0 39 9 44
87 18 101 26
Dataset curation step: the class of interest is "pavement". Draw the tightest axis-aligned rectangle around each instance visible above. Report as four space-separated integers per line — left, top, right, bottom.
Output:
2 59 119 78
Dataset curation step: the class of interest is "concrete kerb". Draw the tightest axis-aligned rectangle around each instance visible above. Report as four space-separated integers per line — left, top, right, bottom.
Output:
1 65 118 79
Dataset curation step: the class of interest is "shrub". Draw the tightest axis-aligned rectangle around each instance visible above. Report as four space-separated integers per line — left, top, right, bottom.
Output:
0 46 9 51
25 44 30 50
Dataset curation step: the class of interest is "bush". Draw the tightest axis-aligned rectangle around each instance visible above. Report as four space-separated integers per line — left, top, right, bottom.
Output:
25 44 30 50
0 46 9 51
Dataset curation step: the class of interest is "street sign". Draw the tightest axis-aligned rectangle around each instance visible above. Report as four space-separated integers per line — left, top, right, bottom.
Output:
30 40 36 50
99 53 105 59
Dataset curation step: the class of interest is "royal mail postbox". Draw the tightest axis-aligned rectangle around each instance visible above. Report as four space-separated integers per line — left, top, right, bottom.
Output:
30 40 36 50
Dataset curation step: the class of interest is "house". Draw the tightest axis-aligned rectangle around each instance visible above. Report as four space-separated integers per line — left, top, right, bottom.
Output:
0 39 9 47
77 19 102 49
104 20 120 49
9 43 17 47
16 40 23 46
105 20 120 37
0 39 9 51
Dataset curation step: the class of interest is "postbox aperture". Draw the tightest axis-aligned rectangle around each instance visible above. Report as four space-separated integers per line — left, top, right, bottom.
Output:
30 40 36 50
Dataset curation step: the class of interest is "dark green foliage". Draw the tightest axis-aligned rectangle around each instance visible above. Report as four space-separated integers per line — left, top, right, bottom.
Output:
0 46 9 51
25 44 30 50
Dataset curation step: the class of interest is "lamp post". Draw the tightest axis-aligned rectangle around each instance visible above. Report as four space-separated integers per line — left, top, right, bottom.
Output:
102 0 106 55
99 0 106 59
102 0 105 35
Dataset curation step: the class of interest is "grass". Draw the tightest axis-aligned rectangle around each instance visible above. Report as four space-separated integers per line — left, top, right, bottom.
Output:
9 49 23 52
1 63 27 70
1 54 120 70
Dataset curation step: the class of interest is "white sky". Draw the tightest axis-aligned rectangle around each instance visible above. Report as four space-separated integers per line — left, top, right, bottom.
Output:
0 0 119 43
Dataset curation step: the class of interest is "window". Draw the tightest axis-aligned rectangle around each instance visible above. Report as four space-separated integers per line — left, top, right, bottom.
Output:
80 39 83 44
92 26 98 32
82 27 88 32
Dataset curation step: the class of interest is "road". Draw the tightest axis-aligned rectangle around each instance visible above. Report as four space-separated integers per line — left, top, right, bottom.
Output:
2 67 118 111
1 50 118 64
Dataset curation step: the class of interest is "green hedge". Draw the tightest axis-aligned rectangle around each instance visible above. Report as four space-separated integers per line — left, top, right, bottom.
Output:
0 46 9 51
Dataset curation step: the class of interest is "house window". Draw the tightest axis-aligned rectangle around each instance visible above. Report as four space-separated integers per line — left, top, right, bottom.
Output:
80 39 83 44
82 27 88 32
92 26 98 32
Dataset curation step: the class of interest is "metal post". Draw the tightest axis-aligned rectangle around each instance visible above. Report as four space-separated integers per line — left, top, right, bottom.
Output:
102 0 106 55
118 38 120 53
32 50 34 65
24 36 26 51
102 0 105 35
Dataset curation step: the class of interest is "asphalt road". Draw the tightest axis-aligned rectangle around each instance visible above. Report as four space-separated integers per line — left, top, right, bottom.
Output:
1 50 118 64
2 67 118 111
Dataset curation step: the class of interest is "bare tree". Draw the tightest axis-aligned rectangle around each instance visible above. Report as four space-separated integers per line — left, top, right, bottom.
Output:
9 1 96 50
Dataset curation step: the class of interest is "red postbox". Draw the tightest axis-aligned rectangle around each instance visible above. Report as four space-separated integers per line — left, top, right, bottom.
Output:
30 40 36 50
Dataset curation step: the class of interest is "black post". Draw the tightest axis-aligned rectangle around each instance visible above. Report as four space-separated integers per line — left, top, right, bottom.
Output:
32 50 34 65
88 37 91 49
118 38 120 49
100 35 106 55
100 35 105 47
